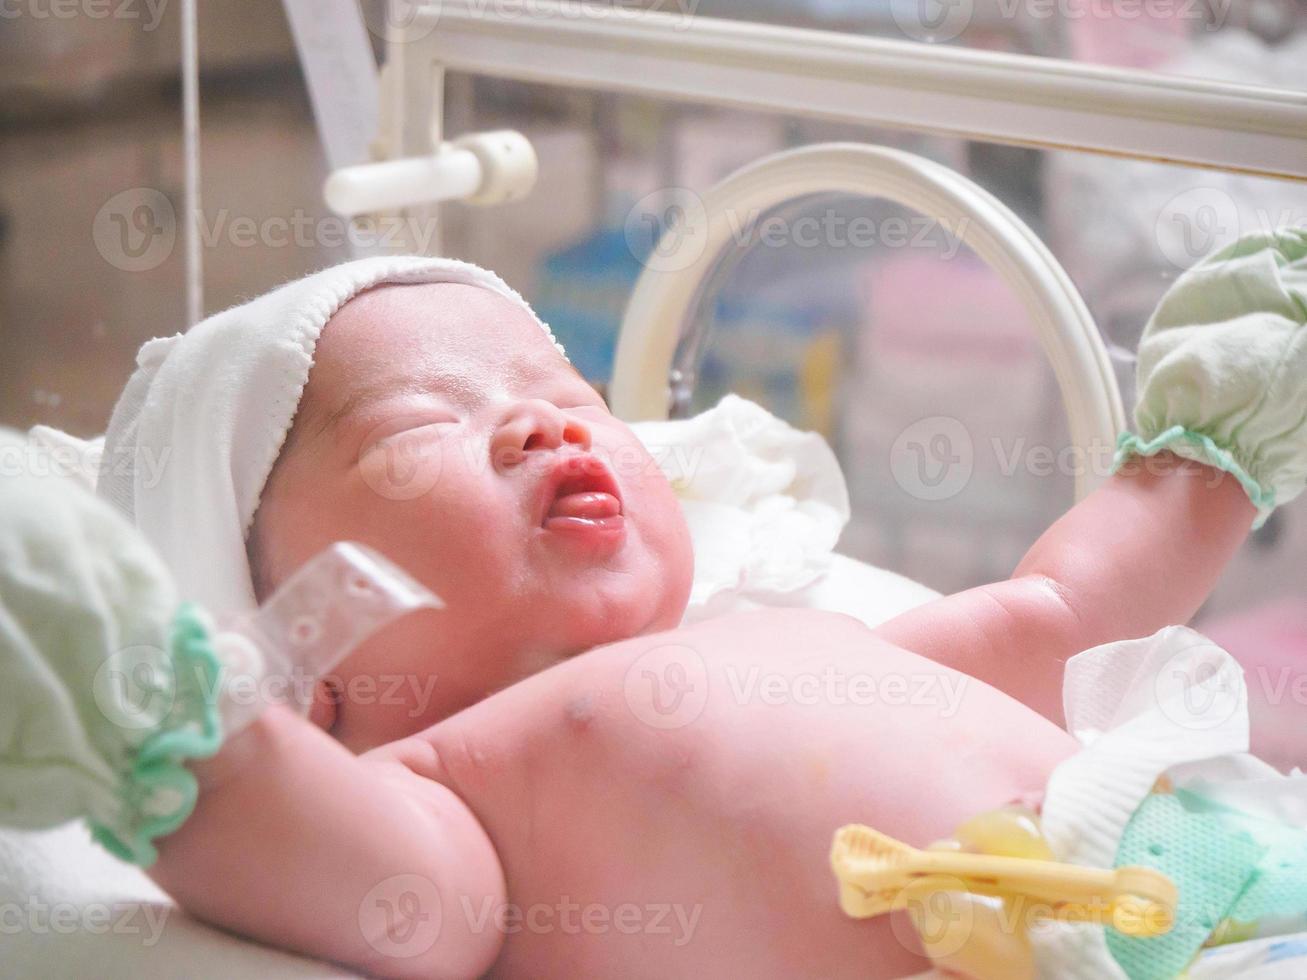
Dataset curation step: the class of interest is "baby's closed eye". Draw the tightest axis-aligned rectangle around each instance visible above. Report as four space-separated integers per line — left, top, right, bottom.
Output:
360 413 461 452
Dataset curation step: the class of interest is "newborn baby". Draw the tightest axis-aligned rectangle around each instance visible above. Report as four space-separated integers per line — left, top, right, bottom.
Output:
102 237 1303 978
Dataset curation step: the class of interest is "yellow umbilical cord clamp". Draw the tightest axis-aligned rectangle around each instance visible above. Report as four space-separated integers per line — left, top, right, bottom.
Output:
830 824 1177 939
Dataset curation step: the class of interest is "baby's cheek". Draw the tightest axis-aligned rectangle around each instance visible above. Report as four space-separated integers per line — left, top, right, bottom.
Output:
372 464 509 577
628 470 695 618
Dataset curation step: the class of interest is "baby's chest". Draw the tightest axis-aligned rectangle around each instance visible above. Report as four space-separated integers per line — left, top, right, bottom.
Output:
429 608 1061 867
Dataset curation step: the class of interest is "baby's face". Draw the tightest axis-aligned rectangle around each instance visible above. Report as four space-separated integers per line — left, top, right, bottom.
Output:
251 282 694 749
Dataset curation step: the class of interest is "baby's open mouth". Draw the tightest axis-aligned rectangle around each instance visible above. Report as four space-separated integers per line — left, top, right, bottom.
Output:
538 453 624 532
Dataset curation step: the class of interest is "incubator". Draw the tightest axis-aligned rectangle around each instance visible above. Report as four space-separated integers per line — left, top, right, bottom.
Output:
2 1 1306 978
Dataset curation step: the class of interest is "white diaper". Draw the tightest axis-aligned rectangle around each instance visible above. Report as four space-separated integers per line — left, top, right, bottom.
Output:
1033 626 1307 979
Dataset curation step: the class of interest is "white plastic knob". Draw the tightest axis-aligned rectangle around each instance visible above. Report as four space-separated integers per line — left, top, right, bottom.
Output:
453 129 539 206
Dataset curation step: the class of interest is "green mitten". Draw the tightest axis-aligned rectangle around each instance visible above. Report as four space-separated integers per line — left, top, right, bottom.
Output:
0 428 222 865
1115 228 1307 527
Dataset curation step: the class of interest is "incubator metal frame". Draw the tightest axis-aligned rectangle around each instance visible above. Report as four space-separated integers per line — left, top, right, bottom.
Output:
392 0 1307 180
283 0 1307 499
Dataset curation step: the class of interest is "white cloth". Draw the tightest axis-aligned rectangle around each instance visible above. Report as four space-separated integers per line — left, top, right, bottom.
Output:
631 394 940 625
1033 626 1307 979
95 256 561 618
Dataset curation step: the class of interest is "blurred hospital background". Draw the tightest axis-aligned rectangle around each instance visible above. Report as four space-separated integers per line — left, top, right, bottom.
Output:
3 0 1306 743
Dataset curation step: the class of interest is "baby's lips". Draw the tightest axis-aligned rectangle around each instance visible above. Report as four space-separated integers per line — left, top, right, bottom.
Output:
547 490 622 521
535 451 624 526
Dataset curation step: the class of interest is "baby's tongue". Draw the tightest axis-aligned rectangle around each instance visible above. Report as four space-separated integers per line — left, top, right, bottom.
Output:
547 491 620 520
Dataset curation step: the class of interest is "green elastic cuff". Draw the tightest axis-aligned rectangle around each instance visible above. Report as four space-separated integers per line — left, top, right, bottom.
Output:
1113 426 1277 530
90 602 225 866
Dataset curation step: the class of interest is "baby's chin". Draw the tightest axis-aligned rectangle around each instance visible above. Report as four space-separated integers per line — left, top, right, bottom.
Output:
530 602 661 664
508 584 681 681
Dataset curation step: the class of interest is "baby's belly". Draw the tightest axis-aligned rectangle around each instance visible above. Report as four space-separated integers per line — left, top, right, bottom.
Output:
419 608 1077 979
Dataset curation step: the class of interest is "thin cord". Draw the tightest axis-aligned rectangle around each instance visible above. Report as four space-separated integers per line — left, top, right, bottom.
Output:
181 0 203 326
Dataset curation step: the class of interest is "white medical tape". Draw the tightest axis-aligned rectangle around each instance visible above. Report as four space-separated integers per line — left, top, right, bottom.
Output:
207 542 442 735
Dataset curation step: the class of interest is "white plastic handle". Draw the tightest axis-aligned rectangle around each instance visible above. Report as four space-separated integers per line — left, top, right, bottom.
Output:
324 147 484 217
322 130 538 217
609 143 1126 501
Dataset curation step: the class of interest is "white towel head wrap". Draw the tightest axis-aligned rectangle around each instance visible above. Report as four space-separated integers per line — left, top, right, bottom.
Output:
97 255 563 618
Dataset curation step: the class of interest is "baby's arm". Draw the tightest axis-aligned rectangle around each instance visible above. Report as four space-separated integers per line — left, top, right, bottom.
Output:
878 229 1307 723
873 453 1254 722
148 704 505 980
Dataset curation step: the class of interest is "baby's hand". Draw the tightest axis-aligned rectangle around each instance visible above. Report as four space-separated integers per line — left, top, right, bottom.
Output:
1118 228 1307 528
0 428 219 865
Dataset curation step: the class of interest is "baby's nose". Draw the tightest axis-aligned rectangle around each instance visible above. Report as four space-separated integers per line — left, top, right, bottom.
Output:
491 399 591 471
